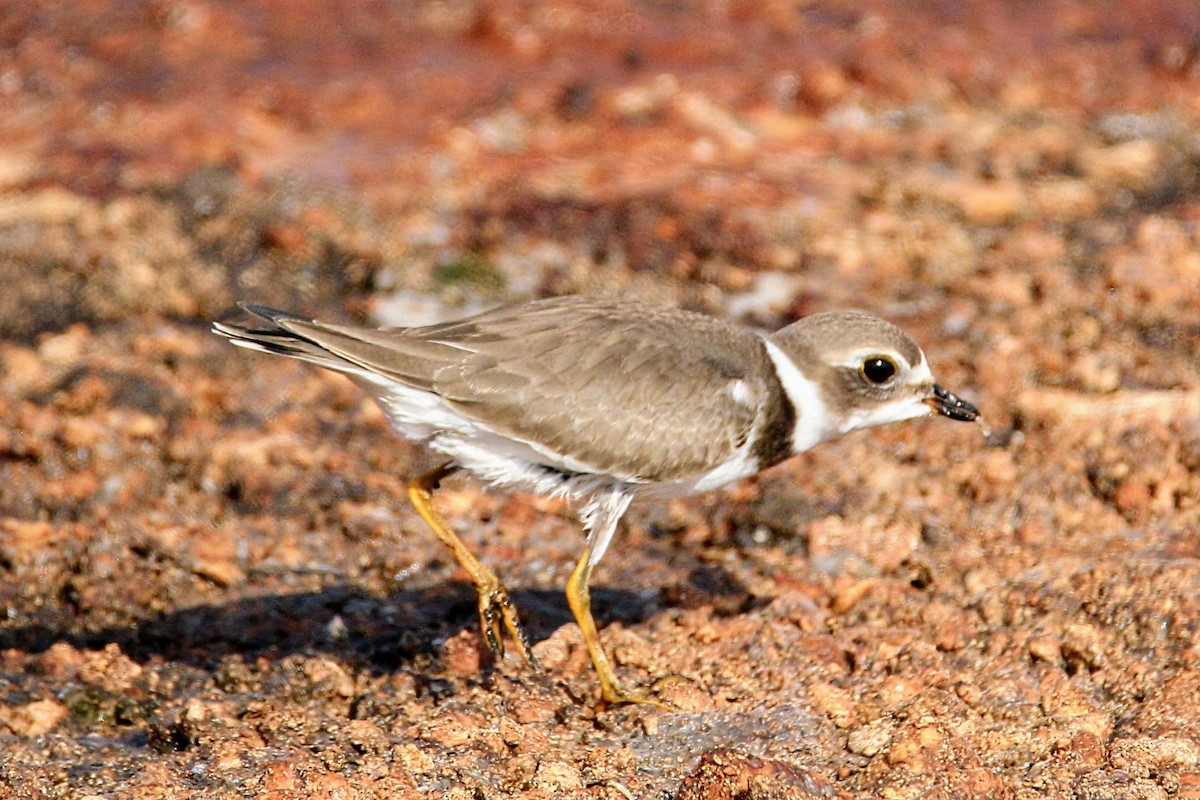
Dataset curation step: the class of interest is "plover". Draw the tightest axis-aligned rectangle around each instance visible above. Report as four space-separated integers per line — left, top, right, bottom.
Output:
213 296 983 707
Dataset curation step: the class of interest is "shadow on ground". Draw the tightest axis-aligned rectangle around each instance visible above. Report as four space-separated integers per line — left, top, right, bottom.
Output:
0 582 666 675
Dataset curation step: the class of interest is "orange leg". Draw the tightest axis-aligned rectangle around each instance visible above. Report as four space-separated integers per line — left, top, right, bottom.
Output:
407 463 537 668
566 543 674 710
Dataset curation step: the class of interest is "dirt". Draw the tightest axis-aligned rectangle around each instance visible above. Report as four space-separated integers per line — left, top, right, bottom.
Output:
2 1 1200 798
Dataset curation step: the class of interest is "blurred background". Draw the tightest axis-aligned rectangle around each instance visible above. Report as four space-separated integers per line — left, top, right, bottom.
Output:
2 2 1200 799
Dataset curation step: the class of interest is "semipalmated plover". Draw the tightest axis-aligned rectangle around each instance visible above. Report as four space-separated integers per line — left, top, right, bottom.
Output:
213 296 983 707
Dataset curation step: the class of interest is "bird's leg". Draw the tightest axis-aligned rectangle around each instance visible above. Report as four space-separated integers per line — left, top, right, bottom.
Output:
407 462 537 668
566 491 673 710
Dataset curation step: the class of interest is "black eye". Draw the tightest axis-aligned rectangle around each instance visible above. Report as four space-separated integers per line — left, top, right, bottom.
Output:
861 356 897 385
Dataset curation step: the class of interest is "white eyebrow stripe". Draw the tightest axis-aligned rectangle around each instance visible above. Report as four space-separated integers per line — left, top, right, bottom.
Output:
831 348 910 371
910 351 934 384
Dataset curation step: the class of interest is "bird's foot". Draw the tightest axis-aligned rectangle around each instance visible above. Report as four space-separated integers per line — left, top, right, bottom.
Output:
477 580 540 671
595 674 679 712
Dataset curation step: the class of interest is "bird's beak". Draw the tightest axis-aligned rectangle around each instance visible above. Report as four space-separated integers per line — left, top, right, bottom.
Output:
923 384 980 422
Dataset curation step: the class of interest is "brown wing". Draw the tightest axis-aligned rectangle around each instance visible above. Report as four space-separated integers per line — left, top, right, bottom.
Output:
273 297 772 482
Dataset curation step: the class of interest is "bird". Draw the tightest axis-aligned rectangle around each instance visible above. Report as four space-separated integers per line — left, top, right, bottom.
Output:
213 295 984 708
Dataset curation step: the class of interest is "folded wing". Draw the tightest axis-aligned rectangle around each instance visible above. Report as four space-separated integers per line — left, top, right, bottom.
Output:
220 298 771 482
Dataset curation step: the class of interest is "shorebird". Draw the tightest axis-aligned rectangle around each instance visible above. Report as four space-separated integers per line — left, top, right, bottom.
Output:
214 296 983 707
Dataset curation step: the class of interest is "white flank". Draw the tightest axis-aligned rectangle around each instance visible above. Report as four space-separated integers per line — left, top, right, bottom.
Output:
638 443 760 499
580 488 634 566
728 378 756 407
371 381 637 498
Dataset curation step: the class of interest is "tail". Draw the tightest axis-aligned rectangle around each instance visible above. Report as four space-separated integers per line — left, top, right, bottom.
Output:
212 303 362 374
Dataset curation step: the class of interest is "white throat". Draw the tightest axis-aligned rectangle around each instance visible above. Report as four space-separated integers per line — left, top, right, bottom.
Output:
761 338 835 453
838 397 932 433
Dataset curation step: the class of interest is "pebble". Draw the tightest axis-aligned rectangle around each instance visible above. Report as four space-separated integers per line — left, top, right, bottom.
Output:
1027 634 1062 664
676 748 832 800
847 719 895 758
1079 139 1161 189
1 698 68 737
531 760 585 793
808 681 858 728
442 629 483 677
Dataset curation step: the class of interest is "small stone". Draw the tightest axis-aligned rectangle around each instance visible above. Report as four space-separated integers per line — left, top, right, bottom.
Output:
652 679 713 713
442 629 483 677
416 713 483 748
184 698 207 723
958 181 1026 225
1079 139 1161 190
886 724 944 770
1062 731 1107 769
1032 178 1099 221
189 543 246 588
340 719 386 756
797 59 850 107
676 748 832 800
1039 670 1104 722
579 745 638 785
1061 623 1105 671
60 416 106 449
80 642 144 690
37 641 86 678
1178 772 1200 800
1017 517 1053 547
302 657 356 698
532 760 585 793
392 743 434 775
2 698 68 737
1073 768 1168 800
1111 736 1200 770
808 681 858 728
831 578 876 614
1114 479 1152 514
497 716 524 747
979 449 1020 485
214 746 244 772
1028 634 1061 664
847 719 894 758
877 676 923 711
922 602 971 651
955 681 982 707
121 412 163 439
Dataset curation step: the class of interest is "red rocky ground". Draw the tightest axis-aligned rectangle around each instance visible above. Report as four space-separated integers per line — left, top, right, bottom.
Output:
1 1 1199 798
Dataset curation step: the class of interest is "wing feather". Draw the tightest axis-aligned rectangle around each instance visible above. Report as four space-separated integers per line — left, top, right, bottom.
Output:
416 298 770 481
221 297 771 482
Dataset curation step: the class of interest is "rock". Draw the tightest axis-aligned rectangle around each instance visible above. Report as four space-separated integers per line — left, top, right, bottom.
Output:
676 749 834 800
1 699 68 737
531 759 585 793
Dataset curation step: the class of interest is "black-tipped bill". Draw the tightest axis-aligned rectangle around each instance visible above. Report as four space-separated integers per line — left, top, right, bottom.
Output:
924 384 980 422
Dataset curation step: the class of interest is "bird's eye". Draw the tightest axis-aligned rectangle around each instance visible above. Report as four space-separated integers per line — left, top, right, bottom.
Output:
861 356 898 385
